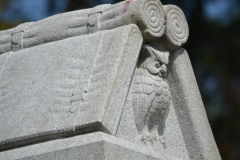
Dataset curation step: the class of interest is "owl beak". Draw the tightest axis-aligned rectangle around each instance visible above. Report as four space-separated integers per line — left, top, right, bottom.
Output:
159 70 166 78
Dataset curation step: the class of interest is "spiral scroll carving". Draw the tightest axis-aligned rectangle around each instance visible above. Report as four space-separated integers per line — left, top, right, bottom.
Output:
163 5 189 47
140 0 165 40
0 1 190 54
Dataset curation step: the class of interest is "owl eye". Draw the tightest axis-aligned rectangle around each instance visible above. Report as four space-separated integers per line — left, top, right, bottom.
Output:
155 62 161 68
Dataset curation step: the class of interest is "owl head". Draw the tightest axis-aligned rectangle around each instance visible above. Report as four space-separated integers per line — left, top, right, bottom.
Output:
142 45 170 78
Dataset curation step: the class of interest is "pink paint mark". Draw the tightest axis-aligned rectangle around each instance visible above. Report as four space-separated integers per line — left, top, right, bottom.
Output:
122 0 133 13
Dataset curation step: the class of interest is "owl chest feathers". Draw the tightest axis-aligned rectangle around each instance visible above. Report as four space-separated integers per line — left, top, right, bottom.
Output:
131 68 171 128
132 68 170 99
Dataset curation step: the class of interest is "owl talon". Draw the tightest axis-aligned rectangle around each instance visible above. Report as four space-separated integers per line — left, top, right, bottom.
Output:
136 131 154 144
142 133 151 142
142 135 148 144
156 135 166 148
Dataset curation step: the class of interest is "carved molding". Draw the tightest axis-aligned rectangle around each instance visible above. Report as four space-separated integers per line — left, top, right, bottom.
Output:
0 0 188 54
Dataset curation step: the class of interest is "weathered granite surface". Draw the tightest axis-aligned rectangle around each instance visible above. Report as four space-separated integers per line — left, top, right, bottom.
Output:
167 48 221 160
0 132 184 160
0 0 221 159
0 0 166 54
0 24 143 151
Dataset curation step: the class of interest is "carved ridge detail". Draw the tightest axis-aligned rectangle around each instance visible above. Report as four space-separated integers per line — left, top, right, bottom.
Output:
0 0 188 54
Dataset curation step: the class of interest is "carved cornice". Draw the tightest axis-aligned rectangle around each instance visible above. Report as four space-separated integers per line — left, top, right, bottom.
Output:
0 0 188 55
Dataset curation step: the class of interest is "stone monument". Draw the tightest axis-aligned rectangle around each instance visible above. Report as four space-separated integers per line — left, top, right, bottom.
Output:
0 0 221 159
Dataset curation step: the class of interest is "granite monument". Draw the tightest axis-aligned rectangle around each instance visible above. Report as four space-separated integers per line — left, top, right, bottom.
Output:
0 0 221 159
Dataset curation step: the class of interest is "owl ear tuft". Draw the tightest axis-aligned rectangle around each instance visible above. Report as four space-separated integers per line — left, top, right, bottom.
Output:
142 45 170 64
142 45 158 60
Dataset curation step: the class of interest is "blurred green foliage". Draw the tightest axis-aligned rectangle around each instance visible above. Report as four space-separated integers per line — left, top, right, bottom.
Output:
0 0 14 30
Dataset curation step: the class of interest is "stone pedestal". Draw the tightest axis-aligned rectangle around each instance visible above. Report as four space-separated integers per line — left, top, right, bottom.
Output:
0 132 183 160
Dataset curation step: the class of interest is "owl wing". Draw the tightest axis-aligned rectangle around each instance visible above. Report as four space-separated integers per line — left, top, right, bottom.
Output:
131 71 155 134
155 81 171 131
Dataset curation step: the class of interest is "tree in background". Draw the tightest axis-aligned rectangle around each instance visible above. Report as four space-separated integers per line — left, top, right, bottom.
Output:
0 0 14 30
1 0 240 159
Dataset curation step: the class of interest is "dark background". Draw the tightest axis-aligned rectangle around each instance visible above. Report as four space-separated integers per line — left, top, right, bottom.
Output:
0 0 239 159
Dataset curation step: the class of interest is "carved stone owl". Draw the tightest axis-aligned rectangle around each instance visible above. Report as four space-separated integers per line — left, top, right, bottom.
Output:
131 45 171 148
